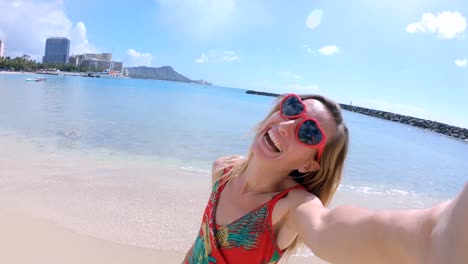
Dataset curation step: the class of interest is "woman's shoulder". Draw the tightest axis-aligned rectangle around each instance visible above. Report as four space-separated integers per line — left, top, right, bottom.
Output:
272 181 325 237
280 181 324 211
211 155 244 183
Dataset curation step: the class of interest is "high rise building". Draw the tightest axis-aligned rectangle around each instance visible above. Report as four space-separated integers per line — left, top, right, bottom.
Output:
0 40 5 58
43 37 70 64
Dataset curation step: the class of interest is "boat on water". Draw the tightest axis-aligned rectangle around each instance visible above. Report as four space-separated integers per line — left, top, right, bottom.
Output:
99 70 128 79
86 70 127 79
26 77 47 82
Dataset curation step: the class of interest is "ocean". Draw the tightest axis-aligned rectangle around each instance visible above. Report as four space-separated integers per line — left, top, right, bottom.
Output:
0 73 467 254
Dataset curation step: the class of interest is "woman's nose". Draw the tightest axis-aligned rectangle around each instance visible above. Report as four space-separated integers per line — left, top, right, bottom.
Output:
277 119 297 137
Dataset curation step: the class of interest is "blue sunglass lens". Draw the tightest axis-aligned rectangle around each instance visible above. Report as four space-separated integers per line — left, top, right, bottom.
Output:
298 120 323 145
281 96 304 117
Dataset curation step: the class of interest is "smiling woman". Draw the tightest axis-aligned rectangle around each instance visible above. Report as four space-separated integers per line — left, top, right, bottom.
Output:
183 93 468 264
2 0 468 263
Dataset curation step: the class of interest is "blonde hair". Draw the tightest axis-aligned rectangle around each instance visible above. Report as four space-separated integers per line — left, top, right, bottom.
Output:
215 94 349 261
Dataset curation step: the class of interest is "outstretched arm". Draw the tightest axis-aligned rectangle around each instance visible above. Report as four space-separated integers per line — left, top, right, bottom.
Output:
431 183 468 264
290 184 468 264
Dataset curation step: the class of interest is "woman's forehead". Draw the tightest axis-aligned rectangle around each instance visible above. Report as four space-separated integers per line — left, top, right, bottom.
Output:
303 99 337 137
302 99 329 118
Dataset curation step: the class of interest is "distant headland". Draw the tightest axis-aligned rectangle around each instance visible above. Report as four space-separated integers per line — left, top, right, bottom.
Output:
125 66 211 85
245 90 468 142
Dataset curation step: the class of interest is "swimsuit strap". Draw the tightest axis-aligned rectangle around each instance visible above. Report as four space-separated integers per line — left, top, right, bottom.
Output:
271 184 306 204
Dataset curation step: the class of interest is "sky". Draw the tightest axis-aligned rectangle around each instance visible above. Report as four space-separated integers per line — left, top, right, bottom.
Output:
1 0 468 128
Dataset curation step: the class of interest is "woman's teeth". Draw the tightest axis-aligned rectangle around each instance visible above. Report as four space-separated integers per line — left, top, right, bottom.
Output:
263 129 283 153
268 130 283 152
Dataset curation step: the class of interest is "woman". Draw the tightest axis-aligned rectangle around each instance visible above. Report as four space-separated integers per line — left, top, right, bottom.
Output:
183 93 468 264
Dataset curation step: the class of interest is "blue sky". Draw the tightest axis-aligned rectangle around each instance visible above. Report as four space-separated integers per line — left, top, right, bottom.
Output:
1 0 468 127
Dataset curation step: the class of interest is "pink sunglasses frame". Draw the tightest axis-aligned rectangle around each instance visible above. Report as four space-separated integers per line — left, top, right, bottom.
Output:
279 94 327 160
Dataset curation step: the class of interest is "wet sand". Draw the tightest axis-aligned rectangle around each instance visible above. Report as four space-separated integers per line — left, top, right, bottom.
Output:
0 130 442 263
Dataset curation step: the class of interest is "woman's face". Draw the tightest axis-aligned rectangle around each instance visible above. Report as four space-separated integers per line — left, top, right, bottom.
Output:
252 99 337 172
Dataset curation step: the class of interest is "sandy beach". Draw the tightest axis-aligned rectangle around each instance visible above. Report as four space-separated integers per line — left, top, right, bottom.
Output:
0 208 330 264
0 128 443 264
0 130 339 263
0 208 182 264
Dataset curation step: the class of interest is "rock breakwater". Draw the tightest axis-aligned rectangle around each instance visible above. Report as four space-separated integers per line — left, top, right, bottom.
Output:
339 104 468 141
245 90 468 141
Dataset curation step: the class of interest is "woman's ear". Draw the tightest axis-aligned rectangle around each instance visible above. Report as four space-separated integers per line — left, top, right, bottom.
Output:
298 160 320 174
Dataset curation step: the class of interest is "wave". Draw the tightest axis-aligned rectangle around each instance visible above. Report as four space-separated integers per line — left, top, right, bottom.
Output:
179 166 210 174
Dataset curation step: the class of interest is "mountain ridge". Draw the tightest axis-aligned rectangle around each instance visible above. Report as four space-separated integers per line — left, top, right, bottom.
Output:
125 66 211 85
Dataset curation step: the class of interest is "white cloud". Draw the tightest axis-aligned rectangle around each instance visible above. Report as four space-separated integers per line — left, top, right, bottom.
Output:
70 21 97 55
195 53 208 64
406 11 467 39
195 50 240 64
222 51 240 62
455 57 467 67
306 9 323 30
125 49 153 67
155 0 236 37
278 71 301 79
286 84 319 94
318 45 340 56
0 0 96 60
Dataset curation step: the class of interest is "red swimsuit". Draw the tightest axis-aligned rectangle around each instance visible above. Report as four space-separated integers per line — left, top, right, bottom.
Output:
185 177 304 264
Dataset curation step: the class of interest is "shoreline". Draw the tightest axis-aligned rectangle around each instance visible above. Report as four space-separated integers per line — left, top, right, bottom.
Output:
245 90 468 142
0 71 35 75
0 129 445 263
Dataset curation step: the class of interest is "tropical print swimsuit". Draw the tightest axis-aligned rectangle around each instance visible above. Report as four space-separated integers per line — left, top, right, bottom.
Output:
185 174 305 264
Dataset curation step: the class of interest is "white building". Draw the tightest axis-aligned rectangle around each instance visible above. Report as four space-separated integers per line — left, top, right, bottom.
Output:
0 40 5 58
75 53 123 72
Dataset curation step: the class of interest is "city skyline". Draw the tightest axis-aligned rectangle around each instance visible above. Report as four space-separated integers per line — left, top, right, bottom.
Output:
1 1 468 128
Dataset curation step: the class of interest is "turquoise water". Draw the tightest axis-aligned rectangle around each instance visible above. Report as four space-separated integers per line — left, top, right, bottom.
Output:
0 73 467 199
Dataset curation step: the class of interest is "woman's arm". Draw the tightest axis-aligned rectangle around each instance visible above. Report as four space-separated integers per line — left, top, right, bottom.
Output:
289 188 466 264
431 183 468 264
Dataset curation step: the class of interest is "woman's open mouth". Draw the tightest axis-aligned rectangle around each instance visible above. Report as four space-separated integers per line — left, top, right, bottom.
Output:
263 128 283 153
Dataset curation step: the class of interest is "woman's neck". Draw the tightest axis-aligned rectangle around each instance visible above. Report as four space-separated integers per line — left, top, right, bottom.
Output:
237 158 290 194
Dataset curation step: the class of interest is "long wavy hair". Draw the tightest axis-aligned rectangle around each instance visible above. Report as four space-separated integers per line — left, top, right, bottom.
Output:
215 94 349 260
